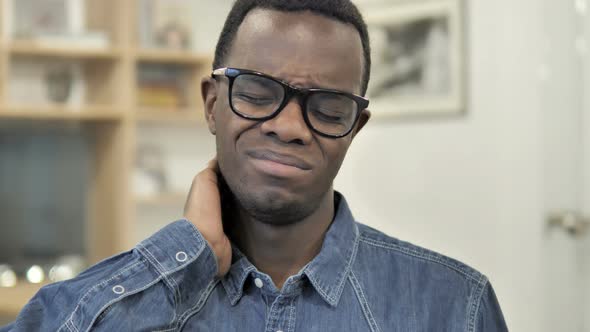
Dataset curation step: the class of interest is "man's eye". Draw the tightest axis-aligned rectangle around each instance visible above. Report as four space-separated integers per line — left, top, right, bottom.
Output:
311 108 344 123
234 93 275 105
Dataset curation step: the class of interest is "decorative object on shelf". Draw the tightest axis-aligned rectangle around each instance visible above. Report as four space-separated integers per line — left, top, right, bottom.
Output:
10 59 85 106
138 0 195 50
134 144 168 197
6 0 110 49
155 21 191 50
365 0 465 117
45 65 74 103
0 265 18 288
138 64 188 109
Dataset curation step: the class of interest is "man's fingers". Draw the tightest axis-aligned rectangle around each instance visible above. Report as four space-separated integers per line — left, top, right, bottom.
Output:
185 157 221 214
184 155 230 277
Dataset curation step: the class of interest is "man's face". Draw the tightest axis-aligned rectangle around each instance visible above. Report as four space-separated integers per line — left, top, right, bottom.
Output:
203 9 369 225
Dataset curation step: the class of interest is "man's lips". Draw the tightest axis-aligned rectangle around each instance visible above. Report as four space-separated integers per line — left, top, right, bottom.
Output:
246 150 312 171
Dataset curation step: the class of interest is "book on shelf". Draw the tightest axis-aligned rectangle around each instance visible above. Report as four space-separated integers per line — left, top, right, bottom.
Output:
138 64 188 109
138 85 183 109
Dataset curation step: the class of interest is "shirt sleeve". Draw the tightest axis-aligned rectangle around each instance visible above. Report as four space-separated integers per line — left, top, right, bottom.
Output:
476 282 509 332
1 219 218 332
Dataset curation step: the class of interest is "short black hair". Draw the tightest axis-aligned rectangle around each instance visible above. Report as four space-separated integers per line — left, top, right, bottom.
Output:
213 0 371 96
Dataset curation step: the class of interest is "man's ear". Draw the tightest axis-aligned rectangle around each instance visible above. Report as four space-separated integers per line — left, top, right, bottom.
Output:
201 77 218 135
351 109 371 140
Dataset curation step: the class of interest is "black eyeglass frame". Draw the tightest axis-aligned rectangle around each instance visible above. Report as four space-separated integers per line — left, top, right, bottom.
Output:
211 67 370 138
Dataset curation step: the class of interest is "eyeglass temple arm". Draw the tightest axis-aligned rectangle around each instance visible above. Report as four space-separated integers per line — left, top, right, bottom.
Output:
212 68 228 77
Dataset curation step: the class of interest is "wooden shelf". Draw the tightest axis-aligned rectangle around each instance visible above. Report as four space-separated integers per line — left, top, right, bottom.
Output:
0 105 124 121
136 49 211 65
0 282 47 317
8 41 121 60
135 192 186 206
136 108 205 124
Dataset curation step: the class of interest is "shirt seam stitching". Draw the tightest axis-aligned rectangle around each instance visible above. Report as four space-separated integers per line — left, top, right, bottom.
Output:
66 320 78 332
265 295 283 332
359 236 481 283
58 259 146 331
467 274 488 332
288 296 297 332
349 270 381 332
306 223 361 306
136 221 209 307
83 275 164 332
137 243 181 305
152 328 177 332
177 278 220 329
227 264 256 305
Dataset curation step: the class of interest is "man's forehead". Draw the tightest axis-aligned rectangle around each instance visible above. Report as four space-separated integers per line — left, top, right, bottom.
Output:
225 8 364 93
238 8 354 40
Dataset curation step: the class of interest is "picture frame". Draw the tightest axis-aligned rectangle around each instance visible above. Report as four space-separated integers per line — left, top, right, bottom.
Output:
364 0 466 118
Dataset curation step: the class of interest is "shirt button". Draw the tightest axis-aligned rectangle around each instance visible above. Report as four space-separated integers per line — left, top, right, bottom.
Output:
254 277 263 288
175 251 188 262
112 285 125 295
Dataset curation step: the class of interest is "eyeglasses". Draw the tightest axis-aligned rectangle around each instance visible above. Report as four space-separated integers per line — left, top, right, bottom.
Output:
211 67 369 138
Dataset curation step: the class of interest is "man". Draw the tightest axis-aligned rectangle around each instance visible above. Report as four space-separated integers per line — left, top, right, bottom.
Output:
2 0 508 331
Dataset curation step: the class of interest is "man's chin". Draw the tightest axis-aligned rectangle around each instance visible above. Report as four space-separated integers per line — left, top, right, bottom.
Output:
234 187 317 226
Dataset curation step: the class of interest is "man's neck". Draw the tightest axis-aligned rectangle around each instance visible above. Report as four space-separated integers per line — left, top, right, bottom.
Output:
228 190 335 290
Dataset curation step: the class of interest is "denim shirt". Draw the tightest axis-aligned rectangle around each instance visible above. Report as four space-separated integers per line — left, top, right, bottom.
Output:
2 193 507 331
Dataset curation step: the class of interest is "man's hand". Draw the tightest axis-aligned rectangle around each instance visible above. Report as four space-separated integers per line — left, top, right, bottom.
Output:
184 159 232 277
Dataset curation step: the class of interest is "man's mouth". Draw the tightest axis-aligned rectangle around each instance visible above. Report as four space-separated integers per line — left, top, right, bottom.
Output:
246 150 312 177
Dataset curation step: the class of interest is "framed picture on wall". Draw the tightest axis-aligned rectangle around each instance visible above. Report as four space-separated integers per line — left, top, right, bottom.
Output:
365 0 465 118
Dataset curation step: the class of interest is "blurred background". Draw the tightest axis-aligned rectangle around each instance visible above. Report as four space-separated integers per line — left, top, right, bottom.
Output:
0 0 588 330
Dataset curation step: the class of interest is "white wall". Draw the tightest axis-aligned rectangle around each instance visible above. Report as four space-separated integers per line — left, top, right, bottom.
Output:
340 0 526 324
582 2 590 329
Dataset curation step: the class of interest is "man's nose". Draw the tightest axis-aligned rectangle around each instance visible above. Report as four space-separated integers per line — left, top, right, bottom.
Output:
259 99 313 145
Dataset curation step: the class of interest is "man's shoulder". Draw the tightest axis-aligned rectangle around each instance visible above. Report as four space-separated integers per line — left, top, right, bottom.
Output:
354 222 487 287
350 222 507 331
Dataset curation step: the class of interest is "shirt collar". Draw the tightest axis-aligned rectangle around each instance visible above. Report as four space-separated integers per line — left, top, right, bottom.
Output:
221 191 360 307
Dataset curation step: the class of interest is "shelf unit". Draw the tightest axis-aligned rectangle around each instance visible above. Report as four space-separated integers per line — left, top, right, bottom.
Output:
0 105 124 121
0 0 212 318
8 41 123 59
136 107 205 124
